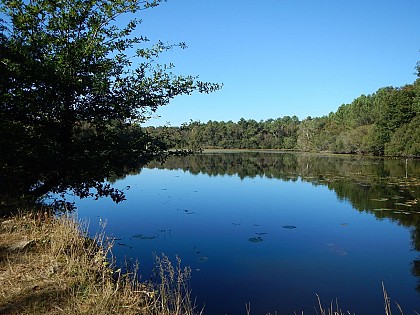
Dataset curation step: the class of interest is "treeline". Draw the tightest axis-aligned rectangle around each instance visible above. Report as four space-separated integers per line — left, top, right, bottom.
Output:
146 116 300 150
146 78 420 157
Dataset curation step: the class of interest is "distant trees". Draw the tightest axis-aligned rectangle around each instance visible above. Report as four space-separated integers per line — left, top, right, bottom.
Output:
385 115 420 156
152 69 420 157
322 82 419 156
147 116 301 150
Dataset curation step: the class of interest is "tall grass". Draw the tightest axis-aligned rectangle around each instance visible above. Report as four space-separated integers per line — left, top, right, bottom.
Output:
0 211 200 315
0 212 415 314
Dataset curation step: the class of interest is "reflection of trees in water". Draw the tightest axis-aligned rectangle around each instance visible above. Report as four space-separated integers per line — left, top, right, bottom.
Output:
413 259 420 292
0 124 169 212
146 152 420 223
146 151 420 291
412 227 420 292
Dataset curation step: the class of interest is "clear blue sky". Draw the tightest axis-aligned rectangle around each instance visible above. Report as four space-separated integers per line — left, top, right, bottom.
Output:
137 0 420 126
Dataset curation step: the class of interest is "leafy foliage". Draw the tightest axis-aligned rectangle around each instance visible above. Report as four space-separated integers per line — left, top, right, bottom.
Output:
0 0 220 208
155 76 420 158
146 116 301 150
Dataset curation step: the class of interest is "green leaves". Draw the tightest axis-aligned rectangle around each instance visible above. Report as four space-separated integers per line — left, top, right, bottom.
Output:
0 0 220 208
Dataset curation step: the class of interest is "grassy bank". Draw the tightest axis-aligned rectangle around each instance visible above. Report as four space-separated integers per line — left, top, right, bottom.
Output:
0 212 199 315
0 212 409 315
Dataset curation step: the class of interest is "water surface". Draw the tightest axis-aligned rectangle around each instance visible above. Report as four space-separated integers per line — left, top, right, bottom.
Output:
77 152 420 314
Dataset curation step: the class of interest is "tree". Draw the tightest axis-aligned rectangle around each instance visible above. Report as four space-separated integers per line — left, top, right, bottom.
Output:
385 115 420 156
0 0 220 209
370 85 416 155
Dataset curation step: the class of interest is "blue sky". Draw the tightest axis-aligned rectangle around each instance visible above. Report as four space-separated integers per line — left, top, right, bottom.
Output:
137 0 420 126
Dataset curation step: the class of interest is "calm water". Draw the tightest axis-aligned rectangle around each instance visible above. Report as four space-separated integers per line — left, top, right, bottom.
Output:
76 152 420 314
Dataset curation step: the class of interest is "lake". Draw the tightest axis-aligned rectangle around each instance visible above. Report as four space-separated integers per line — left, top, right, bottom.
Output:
76 152 420 314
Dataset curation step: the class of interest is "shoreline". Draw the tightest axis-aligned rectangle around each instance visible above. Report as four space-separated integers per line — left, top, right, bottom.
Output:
0 212 408 314
199 148 420 160
0 213 198 315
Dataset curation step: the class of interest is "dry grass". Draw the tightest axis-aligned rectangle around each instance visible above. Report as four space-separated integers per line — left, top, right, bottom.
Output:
309 283 413 315
0 211 201 315
244 284 411 315
0 212 415 315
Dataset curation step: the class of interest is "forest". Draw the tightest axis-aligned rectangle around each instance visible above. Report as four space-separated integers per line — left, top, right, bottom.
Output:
146 76 420 157
1 0 418 210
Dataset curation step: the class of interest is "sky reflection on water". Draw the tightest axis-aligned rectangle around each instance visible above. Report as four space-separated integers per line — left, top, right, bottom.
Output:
76 154 419 315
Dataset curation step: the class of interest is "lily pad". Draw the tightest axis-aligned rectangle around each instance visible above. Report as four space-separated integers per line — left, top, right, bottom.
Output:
248 236 263 243
117 243 133 249
282 225 297 229
132 234 157 240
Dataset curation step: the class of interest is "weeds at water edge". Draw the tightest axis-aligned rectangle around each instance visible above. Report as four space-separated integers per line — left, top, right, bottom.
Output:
0 212 201 315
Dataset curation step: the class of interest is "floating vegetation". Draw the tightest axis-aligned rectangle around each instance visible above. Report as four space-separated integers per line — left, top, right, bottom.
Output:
131 234 158 240
394 211 411 215
282 225 297 229
117 242 133 249
248 236 263 243
395 202 412 207
391 196 404 200
405 199 418 205
197 256 208 263
370 198 388 202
